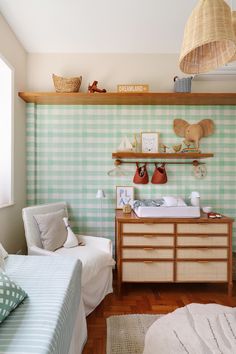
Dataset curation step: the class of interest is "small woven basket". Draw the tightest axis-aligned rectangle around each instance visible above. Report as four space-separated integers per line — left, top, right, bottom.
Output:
52 74 82 93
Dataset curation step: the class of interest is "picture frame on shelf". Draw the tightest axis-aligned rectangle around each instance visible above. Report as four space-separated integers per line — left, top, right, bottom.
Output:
116 186 134 209
141 132 159 153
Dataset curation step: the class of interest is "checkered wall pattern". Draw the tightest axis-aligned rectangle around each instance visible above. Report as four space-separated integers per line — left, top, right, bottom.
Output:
26 104 236 250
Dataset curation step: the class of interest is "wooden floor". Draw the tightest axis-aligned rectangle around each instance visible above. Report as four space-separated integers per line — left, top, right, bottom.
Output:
82 273 236 354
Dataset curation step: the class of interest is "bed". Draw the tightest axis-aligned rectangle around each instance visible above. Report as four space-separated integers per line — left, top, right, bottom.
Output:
0 255 87 354
143 303 236 354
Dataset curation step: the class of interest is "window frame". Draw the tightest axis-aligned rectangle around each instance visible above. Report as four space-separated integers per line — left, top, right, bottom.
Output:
0 53 14 209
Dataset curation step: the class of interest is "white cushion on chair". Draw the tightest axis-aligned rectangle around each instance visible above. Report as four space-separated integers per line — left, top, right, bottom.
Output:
34 209 67 251
55 241 115 286
22 202 68 250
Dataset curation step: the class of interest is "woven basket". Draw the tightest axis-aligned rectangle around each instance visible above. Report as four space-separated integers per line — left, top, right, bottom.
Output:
179 0 236 74
52 74 82 93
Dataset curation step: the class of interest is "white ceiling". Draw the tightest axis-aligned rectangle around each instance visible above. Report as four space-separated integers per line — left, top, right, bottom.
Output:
0 0 198 53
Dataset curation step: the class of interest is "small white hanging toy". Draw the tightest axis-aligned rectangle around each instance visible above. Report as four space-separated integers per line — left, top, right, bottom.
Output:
63 217 85 247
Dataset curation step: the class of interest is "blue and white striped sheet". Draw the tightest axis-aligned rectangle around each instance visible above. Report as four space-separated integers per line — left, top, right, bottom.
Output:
0 255 82 354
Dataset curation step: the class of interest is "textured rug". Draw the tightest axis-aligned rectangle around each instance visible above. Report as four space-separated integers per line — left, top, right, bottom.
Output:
106 314 161 354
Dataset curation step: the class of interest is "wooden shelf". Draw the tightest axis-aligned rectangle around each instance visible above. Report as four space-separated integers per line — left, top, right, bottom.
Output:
112 152 214 159
18 92 236 105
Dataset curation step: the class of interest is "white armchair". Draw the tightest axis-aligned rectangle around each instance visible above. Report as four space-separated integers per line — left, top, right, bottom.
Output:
22 202 115 315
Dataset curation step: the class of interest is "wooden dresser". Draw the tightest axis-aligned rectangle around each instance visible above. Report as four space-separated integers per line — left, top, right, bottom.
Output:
115 210 234 296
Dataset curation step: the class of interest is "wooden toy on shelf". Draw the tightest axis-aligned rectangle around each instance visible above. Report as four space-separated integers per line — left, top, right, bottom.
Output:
88 81 106 93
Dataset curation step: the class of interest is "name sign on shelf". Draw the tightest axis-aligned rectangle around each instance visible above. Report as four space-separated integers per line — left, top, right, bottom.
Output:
117 84 149 93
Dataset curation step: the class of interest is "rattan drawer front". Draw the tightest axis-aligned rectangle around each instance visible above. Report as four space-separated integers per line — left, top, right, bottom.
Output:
122 262 173 282
177 248 228 259
123 223 174 234
177 223 228 234
177 236 228 247
123 236 174 246
122 248 174 259
176 261 227 281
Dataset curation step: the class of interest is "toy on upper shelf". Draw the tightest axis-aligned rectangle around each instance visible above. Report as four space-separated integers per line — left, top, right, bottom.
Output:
173 118 214 149
88 81 106 93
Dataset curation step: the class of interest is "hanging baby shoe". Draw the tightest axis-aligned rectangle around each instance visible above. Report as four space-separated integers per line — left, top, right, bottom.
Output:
151 163 168 184
133 162 149 184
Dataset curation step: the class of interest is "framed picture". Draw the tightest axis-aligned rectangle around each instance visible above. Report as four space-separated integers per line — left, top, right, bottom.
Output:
116 186 134 209
141 132 159 153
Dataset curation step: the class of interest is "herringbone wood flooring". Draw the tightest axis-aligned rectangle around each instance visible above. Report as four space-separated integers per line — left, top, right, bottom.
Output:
82 272 236 354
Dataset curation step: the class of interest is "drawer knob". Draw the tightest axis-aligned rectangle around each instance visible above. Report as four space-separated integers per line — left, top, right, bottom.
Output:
197 260 209 263
143 261 153 263
144 235 154 238
143 248 154 251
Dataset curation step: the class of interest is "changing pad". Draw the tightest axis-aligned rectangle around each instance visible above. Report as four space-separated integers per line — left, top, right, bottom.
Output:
133 198 200 218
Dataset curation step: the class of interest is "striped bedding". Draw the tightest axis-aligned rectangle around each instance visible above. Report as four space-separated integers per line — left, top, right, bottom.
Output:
0 255 82 354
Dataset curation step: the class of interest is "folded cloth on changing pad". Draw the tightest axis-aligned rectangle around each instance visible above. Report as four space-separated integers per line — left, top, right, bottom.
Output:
132 199 163 208
133 197 187 209
143 303 236 354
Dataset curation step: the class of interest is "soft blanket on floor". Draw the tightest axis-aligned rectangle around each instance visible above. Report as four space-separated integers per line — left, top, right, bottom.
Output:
143 303 236 354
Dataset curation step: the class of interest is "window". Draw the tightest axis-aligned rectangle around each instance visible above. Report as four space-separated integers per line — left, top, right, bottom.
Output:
0 55 13 207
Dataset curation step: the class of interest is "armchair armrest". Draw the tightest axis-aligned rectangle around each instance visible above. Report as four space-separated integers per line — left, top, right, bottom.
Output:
79 235 113 255
29 246 56 256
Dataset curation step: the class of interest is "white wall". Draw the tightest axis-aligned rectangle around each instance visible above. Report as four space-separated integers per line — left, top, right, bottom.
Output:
27 53 236 93
0 12 27 253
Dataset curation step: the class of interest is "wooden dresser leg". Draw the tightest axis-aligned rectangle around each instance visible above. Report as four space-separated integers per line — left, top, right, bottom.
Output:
228 282 233 297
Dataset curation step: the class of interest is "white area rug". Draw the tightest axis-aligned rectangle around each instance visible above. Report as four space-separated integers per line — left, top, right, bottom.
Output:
106 314 161 354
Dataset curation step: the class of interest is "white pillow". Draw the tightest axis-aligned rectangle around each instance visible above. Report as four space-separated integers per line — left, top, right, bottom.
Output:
0 244 8 271
63 217 79 248
0 255 4 271
0 244 8 259
163 196 186 207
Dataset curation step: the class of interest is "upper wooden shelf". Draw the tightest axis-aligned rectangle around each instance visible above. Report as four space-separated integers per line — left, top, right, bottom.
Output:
112 152 214 159
18 92 236 105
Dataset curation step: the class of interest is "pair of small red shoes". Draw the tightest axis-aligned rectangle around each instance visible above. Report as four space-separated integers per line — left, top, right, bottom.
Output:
133 163 168 184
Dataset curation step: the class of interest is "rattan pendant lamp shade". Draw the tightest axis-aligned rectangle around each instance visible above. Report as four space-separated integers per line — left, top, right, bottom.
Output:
179 0 236 74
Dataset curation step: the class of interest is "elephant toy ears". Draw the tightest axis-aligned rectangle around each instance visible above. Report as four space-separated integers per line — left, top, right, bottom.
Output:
173 118 215 138
198 119 214 137
173 119 189 137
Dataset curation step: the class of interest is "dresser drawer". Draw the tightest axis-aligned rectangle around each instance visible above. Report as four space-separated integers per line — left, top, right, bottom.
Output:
122 261 173 282
176 261 227 281
122 248 174 259
177 236 228 247
177 248 228 259
122 223 174 234
177 223 228 234
123 235 174 247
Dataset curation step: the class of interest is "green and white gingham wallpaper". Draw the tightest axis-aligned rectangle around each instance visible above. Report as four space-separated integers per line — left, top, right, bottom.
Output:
26 104 236 250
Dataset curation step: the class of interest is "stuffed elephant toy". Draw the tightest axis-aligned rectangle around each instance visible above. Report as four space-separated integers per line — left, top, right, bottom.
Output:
173 119 214 149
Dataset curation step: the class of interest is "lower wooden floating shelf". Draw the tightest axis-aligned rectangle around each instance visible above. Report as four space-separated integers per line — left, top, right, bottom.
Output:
112 152 214 159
